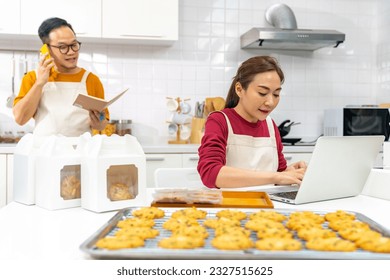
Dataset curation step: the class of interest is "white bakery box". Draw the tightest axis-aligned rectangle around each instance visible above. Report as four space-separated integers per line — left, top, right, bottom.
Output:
34 134 90 210
80 134 147 212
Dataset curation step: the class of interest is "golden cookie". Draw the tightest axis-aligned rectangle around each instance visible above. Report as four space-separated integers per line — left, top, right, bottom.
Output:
324 210 355 222
216 209 247 220
249 210 287 222
158 235 205 249
95 235 144 250
289 211 325 224
171 207 207 219
245 219 285 231
285 219 323 231
163 216 199 231
132 207 165 219
117 218 155 228
61 175 81 200
256 227 293 239
338 228 381 242
296 228 336 241
305 237 356 252
108 183 134 201
214 226 251 237
356 236 390 253
328 219 370 231
203 217 241 229
171 225 209 239
255 238 302 251
115 227 160 239
211 234 254 250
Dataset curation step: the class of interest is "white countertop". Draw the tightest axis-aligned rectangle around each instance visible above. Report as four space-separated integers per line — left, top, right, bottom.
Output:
0 143 315 154
0 192 389 260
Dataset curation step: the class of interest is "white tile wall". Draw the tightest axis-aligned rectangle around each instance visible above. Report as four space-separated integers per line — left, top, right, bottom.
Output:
0 0 387 143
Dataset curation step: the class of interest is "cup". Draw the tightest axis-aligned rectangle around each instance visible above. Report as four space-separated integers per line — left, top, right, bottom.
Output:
172 112 192 125
168 123 178 135
180 125 191 140
166 99 179 112
180 102 191 114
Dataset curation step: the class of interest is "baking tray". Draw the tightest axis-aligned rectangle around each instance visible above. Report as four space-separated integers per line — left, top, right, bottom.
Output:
80 207 390 260
151 191 274 208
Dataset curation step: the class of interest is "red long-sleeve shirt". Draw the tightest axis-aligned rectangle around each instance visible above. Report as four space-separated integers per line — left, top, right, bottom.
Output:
197 108 287 188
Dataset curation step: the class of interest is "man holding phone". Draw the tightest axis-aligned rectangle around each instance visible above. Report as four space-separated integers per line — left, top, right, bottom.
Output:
13 17 108 137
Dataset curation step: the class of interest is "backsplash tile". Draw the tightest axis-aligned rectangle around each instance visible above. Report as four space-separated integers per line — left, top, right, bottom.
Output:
0 0 387 142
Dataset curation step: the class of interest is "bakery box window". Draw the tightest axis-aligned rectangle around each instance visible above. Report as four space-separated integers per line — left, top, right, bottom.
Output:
60 165 81 200
107 164 138 201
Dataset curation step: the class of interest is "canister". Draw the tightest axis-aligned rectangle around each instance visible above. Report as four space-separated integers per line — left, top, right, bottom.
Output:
113 119 132 136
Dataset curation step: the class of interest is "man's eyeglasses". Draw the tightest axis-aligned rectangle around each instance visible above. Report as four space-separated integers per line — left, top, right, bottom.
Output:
48 41 82 54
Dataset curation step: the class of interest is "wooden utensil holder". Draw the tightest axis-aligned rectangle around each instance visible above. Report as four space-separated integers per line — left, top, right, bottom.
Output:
190 117 206 144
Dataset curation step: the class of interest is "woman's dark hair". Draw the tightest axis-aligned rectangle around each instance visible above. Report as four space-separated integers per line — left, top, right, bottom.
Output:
225 56 284 108
38 17 75 44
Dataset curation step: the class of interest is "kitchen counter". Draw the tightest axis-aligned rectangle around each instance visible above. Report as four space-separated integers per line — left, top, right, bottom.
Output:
0 143 316 154
0 192 389 260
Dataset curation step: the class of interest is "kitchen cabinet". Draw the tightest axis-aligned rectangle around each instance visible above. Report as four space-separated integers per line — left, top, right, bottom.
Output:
20 0 101 38
145 153 198 187
0 155 6 208
102 0 178 43
7 155 13 204
0 0 20 34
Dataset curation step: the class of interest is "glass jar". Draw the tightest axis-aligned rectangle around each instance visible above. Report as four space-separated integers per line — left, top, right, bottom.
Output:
113 119 132 136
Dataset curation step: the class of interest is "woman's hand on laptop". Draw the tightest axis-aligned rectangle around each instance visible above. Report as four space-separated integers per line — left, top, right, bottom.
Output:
286 160 307 171
276 163 306 185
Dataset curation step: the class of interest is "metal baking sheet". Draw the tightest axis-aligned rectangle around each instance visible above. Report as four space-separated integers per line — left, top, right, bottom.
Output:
80 207 390 260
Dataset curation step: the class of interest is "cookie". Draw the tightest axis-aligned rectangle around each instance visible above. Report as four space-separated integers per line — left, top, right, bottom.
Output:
255 238 302 251
171 225 209 239
117 218 155 228
288 211 325 224
296 228 336 241
338 228 381 242
216 209 247 220
249 210 287 222
211 234 254 250
328 219 370 231
256 227 293 239
285 219 323 231
132 207 165 219
324 210 355 222
245 219 285 231
171 207 208 219
115 227 160 239
214 226 251 237
95 235 144 250
61 175 81 200
203 217 241 229
357 236 390 253
305 237 356 252
108 183 134 201
158 235 205 249
163 216 199 231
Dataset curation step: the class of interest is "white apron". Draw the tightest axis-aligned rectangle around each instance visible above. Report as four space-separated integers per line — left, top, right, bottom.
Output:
34 71 91 137
221 112 278 172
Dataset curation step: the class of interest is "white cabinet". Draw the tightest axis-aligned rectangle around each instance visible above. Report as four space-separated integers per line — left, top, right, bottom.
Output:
0 155 6 208
145 153 199 187
20 0 101 38
102 0 178 43
7 155 13 204
0 0 20 34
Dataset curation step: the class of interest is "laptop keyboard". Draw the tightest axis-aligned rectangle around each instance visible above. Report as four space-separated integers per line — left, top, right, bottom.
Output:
273 191 298 199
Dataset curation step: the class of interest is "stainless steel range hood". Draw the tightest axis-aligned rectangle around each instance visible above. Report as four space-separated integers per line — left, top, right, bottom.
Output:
240 27 345 51
240 4 346 51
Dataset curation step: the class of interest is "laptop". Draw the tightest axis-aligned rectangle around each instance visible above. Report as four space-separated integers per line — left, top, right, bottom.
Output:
269 136 384 204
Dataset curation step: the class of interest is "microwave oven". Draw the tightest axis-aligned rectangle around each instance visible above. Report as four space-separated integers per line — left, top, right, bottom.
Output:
324 108 390 141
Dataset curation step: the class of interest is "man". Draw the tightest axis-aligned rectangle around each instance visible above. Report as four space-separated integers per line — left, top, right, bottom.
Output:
13 17 108 137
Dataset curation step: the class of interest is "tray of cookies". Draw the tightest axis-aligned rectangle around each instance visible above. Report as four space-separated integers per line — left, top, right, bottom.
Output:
79 207 390 259
151 190 274 208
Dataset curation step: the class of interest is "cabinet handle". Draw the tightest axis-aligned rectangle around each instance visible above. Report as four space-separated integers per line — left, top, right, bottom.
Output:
188 156 199 161
285 156 292 161
146 157 165 162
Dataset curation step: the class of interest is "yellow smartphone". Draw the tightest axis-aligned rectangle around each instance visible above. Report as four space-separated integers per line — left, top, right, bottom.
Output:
40 44 51 60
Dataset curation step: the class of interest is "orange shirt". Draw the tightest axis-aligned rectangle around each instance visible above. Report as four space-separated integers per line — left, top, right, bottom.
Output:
14 68 109 119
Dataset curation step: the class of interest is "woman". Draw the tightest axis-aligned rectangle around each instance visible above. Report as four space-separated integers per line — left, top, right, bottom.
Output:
197 56 306 189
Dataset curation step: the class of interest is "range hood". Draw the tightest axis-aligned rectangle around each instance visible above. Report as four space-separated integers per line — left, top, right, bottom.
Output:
240 4 346 51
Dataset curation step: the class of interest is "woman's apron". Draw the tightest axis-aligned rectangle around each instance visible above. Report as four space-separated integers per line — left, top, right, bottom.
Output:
221 112 278 172
33 71 91 137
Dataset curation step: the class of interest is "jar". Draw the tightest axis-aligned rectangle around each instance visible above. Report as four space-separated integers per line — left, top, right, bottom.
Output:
113 119 132 136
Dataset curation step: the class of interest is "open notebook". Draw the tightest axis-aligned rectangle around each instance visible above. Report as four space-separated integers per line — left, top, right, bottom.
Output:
269 136 384 204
